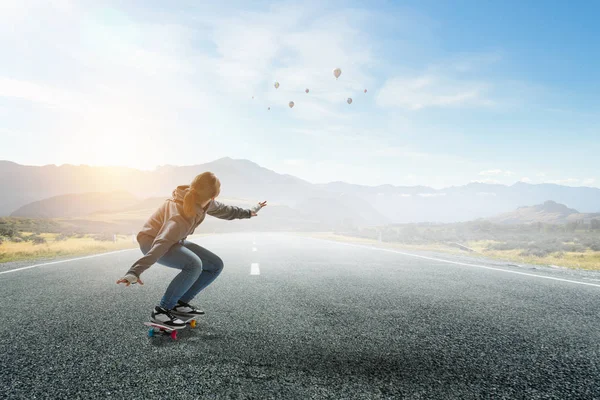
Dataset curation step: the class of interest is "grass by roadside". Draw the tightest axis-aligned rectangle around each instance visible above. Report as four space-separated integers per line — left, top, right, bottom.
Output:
295 232 600 271
0 233 216 264
0 233 138 263
466 240 600 271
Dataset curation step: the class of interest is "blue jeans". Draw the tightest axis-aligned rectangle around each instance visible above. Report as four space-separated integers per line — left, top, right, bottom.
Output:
139 236 224 310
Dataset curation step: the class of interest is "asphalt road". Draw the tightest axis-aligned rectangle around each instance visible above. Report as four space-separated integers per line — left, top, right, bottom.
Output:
1 233 599 399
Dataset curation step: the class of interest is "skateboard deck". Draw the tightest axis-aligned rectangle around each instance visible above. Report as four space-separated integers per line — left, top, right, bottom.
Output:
144 314 200 340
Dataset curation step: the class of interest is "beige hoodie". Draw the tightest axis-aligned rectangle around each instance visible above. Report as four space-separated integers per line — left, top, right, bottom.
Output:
126 185 252 278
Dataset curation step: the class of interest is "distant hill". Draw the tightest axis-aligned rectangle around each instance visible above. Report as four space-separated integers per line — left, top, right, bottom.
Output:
3 158 600 223
104 197 168 214
295 194 388 229
488 200 600 225
10 192 139 218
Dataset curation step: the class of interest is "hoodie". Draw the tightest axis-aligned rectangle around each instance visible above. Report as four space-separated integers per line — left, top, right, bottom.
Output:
126 185 252 278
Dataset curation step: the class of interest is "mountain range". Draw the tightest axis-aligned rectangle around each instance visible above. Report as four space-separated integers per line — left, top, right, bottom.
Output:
2 158 600 224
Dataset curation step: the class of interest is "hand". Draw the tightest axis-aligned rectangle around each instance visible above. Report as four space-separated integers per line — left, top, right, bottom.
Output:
251 200 268 216
116 274 144 287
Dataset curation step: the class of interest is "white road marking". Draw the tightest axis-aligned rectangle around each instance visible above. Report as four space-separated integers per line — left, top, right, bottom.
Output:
303 237 600 289
250 263 260 275
0 249 137 276
252 247 257 252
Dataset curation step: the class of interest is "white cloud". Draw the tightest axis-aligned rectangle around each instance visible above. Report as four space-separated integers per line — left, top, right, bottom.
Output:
479 169 513 176
582 178 596 185
442 51 503 73
546 178 580 185
0 1 75 28
471 179 501 184
0 78 80 110
520 177 531 183
376 74 492 110
476 192 497 197
418 193 446 197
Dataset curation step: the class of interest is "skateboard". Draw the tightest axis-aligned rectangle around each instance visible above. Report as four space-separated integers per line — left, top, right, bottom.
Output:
144 314 200 340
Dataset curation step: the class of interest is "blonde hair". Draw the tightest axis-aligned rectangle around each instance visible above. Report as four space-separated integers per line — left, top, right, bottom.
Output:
183 172 221 218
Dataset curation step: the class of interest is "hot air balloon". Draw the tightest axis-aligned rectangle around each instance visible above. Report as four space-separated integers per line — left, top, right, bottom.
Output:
252 96 254 99
333 68 342 79
347 97 353 104
289 101 295 108
305 88 309 94
268 107 270 110
274 81 280 89
364 89 367 93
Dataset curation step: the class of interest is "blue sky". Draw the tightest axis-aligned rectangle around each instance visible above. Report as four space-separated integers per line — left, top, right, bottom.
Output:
0 0 598 189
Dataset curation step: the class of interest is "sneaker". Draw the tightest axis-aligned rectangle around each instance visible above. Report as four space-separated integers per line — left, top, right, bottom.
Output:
151 306 186 329
172 300 205 316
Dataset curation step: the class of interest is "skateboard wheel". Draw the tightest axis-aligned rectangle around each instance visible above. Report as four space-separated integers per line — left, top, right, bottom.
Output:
170 330 177 340
190 320 197 329
148 328 154 337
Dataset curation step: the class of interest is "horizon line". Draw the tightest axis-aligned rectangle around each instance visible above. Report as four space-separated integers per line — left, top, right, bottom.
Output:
1 158 598 191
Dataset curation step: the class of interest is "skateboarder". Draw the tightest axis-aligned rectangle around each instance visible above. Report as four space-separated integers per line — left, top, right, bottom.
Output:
116 171 267 329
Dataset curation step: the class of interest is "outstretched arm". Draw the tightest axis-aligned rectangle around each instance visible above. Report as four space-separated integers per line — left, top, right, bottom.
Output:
207 200 268 220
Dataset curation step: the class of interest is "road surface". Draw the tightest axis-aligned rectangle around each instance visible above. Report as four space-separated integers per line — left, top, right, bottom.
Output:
1 233 599 399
